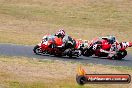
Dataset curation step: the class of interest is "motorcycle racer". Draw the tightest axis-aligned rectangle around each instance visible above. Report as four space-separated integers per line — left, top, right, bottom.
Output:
54 29 82 56
54 29 76 49
92 35 116 45
89 35 120 59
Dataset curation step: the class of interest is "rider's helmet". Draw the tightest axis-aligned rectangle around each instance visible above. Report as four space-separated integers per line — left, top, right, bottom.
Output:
107 35 116 44
55 29 66 38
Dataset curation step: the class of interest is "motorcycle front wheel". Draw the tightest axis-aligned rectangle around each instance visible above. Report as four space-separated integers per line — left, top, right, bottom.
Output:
33 45 42 55
113 50 127 60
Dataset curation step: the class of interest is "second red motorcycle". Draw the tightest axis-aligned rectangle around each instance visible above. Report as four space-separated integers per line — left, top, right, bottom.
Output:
82 37 132 60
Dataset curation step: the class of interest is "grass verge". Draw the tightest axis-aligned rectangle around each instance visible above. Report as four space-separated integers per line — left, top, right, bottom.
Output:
0 55 131 88
0 0 131 50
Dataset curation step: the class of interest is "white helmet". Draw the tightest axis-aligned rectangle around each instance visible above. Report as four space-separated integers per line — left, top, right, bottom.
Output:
55 29 66 38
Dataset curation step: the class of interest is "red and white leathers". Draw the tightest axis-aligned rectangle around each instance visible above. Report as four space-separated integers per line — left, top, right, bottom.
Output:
89 37 111 50
89 36 118 58
101 41 132 59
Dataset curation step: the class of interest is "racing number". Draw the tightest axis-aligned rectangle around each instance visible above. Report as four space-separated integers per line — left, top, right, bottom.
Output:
92 44 98 50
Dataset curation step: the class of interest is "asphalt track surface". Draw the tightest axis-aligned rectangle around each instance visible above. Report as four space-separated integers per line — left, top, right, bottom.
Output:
0 43 132 67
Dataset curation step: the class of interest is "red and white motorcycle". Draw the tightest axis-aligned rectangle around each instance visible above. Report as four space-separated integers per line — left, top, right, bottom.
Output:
82 38 132 60
33 34 82 57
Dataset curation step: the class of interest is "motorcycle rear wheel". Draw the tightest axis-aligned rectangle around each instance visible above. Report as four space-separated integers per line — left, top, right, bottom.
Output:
83 49 93 57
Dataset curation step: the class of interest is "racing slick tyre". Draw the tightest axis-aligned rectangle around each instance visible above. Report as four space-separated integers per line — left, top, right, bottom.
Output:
113 50 127 60
83 49 93 57
33 45 42 55
64 49 73 58
119 50 127 58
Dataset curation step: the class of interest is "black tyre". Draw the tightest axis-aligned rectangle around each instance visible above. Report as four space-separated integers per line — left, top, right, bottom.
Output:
33 45 42 55
63 49 73 57
120 50 127 58
83 49 93 57
113 50 127 60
